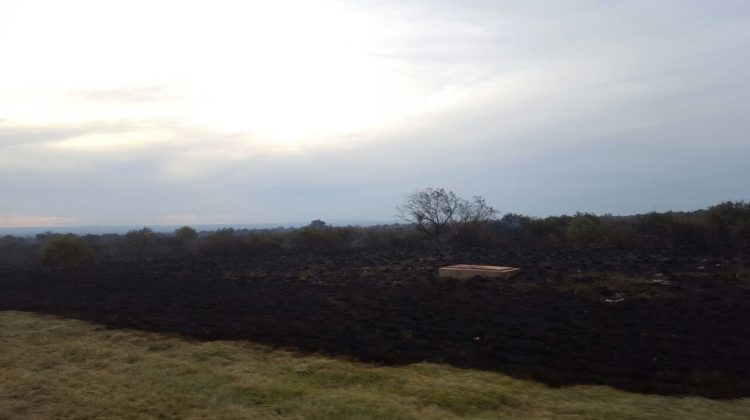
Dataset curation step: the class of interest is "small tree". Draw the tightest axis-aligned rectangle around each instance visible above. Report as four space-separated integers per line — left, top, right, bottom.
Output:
174 225 198 242
397 187 497 259
308 219 327 229
40 234 95 271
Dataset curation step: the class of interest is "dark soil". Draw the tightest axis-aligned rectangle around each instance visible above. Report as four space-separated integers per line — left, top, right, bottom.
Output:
2 247 750 398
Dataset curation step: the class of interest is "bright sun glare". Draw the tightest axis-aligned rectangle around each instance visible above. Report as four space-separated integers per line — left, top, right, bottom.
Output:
0 0 437 148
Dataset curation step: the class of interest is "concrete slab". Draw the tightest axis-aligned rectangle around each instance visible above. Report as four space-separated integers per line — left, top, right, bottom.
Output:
439 264 520 281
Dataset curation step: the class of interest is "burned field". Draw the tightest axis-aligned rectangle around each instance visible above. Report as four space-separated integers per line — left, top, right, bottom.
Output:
2 247 750 399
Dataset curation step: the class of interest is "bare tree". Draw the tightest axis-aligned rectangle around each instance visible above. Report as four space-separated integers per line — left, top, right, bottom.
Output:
397 187 497 260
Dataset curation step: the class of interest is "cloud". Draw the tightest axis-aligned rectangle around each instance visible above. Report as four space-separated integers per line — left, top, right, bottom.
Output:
0 214 77 228
161 214 201 225
0 121 138 146
73 85 177 103
0 120 180 173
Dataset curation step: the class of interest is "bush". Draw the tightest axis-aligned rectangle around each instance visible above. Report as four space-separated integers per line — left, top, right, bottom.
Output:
565 213 602 246
174 226 198 242
525 215 571 246
291 222 354 254
245 231 285 255
636 212 673 246
40 235 95 270
199 228 246 258
599 218 637 247
120 227 157 258
453 220 496 248
0 235 38 266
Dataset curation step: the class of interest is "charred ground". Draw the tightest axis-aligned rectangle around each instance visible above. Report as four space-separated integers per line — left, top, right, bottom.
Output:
2 246 749 399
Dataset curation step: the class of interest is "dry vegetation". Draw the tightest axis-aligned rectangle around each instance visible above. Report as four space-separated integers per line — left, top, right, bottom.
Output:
2 311 749 419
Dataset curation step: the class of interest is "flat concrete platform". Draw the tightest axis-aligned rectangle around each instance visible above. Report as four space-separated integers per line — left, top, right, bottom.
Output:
439 264 520 281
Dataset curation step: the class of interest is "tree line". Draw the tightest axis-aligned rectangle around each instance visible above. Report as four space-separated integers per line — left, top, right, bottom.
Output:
0 190 748 271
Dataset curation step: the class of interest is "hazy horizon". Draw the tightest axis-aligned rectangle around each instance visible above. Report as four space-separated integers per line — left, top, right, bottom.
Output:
0 219 396 236
2 1 749 228
0 198 742 237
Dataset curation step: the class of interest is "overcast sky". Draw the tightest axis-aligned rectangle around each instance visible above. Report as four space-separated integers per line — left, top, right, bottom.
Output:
1 0 749 227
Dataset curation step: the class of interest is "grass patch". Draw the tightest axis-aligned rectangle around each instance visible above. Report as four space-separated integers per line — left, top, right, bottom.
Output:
1 311 749 419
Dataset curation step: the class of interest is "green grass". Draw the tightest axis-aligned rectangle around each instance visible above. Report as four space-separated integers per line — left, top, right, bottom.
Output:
1 311 749 419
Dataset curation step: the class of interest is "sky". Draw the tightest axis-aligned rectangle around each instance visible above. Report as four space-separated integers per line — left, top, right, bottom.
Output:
1 0 749 228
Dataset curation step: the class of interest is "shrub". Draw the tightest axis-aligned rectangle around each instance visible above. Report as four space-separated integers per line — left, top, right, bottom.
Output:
245 231 285 255
599 218 637 247
565 213 602 246
199 228 246 258
0 235 38 266
174 226 198 242
636 211 674 246
525 215 571 246
453 220 496 248
292 223 354 254
40 235 95 270
120 227 157 258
